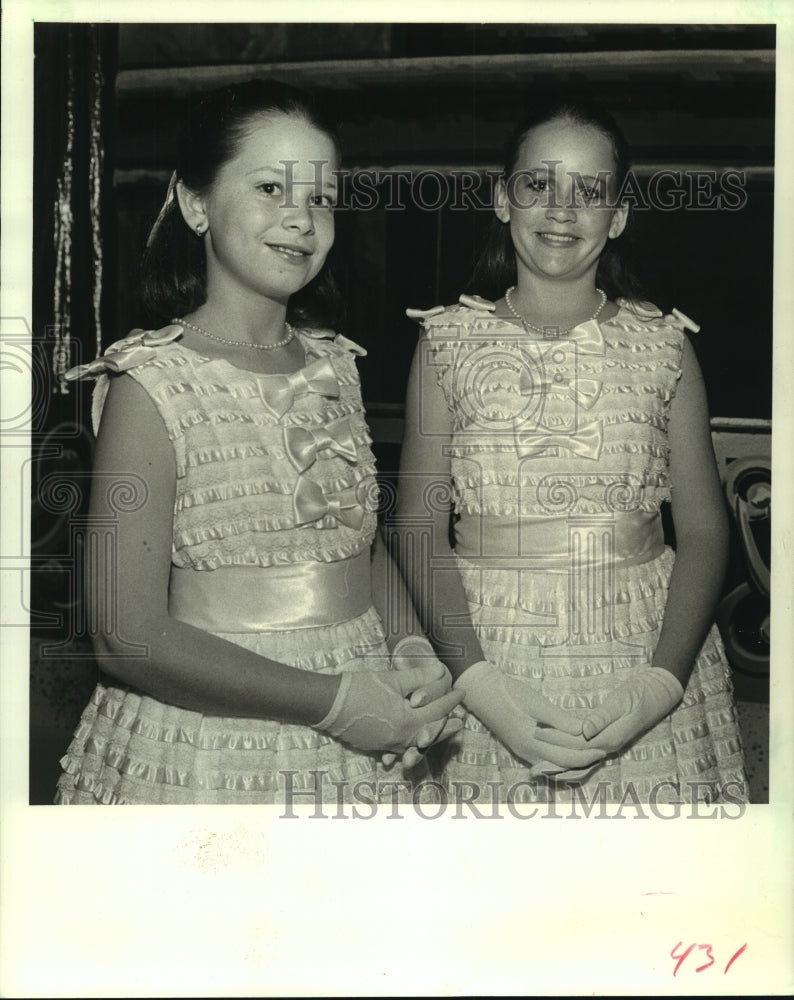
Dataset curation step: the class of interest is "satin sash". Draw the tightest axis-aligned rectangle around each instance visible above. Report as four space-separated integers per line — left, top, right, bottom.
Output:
168 551 372 633
454 511 665 571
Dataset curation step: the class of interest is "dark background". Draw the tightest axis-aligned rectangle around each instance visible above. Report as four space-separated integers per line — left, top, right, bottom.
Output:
30 22 774 803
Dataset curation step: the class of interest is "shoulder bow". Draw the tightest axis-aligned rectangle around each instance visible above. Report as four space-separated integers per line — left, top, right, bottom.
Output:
458 294 497 312
666 308 701 333
64 325 183 382
405 294 497 323
299 327 368 356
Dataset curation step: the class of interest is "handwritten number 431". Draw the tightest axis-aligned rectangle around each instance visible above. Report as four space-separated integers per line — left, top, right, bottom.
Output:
671 942 747 976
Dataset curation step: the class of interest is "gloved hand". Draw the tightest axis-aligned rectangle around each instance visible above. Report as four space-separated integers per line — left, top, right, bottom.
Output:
533 668 684 777
315 659 464 755
381 636 463 770
454 660 607 771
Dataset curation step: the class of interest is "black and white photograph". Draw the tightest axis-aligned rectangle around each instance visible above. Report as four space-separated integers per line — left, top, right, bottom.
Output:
2 1 792 996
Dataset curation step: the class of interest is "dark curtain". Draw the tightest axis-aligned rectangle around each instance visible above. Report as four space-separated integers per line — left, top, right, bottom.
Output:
30 23 118 804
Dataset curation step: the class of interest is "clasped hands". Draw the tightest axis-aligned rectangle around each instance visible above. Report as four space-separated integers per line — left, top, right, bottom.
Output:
382 635 466 769
316 645 685 782
315 636 464 770
455 661 684 783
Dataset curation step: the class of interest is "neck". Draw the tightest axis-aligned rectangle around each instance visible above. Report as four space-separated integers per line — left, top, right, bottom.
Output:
192 286 290 345
511 275 603 329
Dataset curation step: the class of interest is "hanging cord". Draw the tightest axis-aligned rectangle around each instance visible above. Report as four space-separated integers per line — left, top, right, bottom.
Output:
52 32 75 394
53 26 106 392
88 27 104 361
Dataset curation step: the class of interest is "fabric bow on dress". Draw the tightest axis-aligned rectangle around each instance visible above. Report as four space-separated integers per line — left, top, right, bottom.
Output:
515 319 606 461
259 357 339 418
64 325 185 434
518 368 603 411
64 325 184 382
292 476 369 530
515 422 603 460
283 417 358 473
300 328 368 357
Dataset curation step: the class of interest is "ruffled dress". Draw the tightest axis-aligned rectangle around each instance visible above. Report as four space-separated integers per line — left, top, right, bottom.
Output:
415 295 747 805
56 323 424 805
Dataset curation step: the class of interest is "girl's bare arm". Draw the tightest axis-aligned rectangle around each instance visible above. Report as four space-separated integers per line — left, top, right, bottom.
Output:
393 338 486 679
650 335 730 684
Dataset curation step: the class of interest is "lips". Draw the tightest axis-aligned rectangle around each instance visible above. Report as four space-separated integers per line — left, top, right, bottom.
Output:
536 232 579 246
267 242 311 259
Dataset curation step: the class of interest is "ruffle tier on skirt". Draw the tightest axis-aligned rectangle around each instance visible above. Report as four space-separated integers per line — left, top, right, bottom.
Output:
55 608 434 805
436 548 748 805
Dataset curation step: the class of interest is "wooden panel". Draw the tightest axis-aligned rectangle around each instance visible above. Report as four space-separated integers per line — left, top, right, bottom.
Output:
116 48 776 96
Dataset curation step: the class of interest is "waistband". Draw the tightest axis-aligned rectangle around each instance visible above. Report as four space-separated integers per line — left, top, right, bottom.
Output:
168 550 372 633
454 511 665 571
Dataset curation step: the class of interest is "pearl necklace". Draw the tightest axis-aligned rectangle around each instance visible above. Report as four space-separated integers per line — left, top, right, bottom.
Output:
172 317 295 351
504 286 607 335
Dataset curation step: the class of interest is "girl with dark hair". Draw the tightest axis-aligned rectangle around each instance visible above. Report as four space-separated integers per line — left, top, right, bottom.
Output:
57 80 462 805
396 98 747 805
138 80 345 332
469 96 646 305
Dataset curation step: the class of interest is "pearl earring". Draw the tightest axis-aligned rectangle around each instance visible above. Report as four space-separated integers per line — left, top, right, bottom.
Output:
196 222 207 235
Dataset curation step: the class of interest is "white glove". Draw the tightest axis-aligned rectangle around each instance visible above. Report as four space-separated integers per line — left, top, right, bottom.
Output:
455 661 606 771
580 668 684 750
316 661 463 755
533 668 684 777
381 636 463 770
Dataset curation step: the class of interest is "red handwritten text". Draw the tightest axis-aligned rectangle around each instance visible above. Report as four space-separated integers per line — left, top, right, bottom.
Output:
671 941 747 976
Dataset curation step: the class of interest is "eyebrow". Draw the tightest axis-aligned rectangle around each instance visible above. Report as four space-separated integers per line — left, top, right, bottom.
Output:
245 164 290 177
522 168 608 182
245 164 339 189
570 173 609 183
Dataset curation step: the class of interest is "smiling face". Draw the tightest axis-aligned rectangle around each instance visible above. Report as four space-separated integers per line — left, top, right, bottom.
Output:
186 112 339 309
495 116 628 286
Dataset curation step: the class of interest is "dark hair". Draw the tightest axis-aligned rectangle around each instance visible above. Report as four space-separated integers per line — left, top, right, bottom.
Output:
140 79 343 330
468 93 647 304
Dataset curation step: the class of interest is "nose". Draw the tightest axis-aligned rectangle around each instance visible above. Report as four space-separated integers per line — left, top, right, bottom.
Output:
545 198 577 224
545 172 577 222
281 195 315 235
